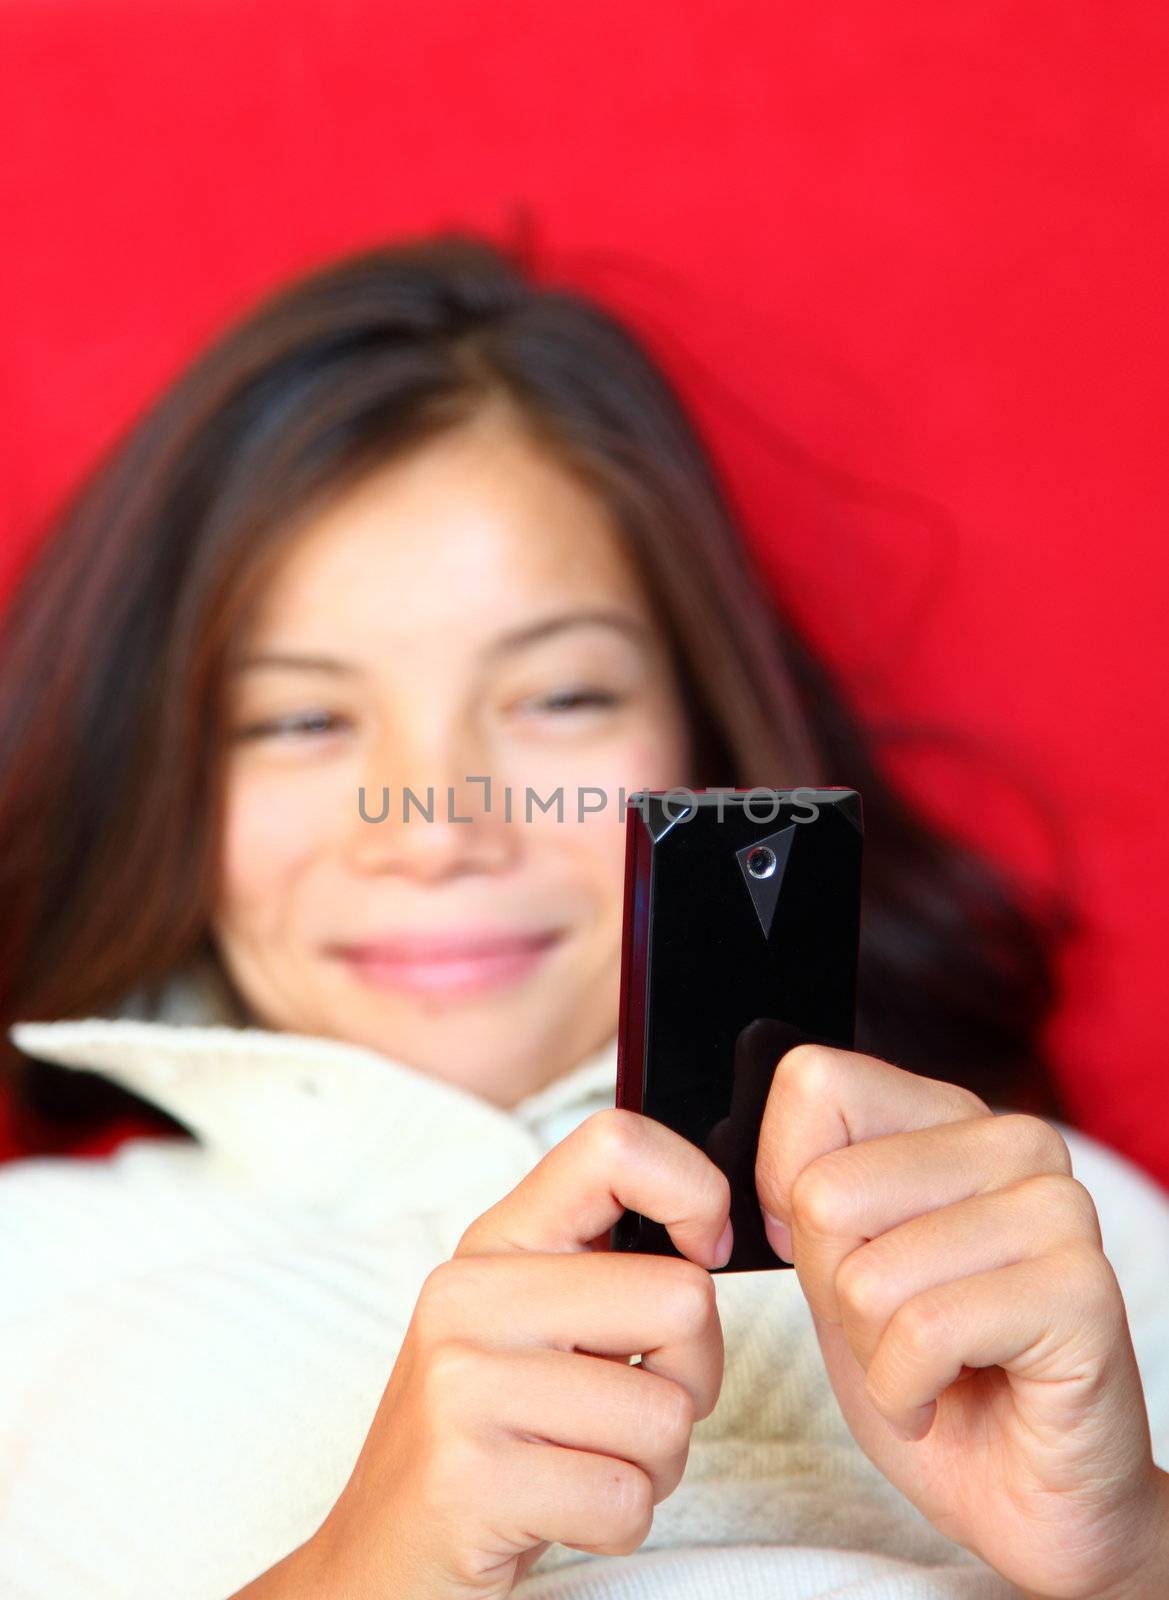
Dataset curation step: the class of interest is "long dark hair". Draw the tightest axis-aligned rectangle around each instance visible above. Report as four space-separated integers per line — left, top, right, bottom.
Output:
0 232 1075 1148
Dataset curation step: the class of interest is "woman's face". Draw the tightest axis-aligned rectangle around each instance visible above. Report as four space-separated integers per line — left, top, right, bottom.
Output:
213 405 694 1106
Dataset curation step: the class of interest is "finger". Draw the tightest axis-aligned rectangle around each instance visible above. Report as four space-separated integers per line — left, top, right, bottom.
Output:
862 1242 1128 1441
835 1170 1104 1369
786 1110 1075 1324
440 1343 694 1503
416 1250 724 1418
458 1107 733 1270
490 1437 655 1558
755 1042 991 1257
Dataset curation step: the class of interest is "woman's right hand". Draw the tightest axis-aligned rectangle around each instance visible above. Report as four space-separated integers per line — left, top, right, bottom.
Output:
302 1108 732 1599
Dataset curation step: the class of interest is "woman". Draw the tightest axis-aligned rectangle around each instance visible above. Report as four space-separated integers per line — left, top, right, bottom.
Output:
1 235 1166 1600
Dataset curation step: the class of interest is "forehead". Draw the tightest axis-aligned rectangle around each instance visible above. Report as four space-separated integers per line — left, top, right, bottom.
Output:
244 416 655 654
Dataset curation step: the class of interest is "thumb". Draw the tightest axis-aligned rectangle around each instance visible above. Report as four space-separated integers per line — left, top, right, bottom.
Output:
456 1107 733 1271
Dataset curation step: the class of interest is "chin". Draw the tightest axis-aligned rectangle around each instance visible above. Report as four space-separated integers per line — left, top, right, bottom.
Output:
327 1003 544 1096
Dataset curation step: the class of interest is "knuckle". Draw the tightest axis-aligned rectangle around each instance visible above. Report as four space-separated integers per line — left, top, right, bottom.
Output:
951 1083 993 1119
452 1218 484 1257
889 1292 950 1361
707 1162 733 1216
791 1158 851 1236
650 1379 696 1454
1064 1176 1105 1244
599 1462 655 1551
582 1106 643 1167
422 1338 484 1418
997 1112 1073 1174
661 1258 718 1335
1017 1171 1103 1242
835 1251 888 1326
1058 1238 1117 1315
414 1258 464 1339
775 1042 836 1103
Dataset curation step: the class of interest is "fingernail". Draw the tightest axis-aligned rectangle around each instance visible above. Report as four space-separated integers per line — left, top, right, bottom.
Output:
887 1404 934 1442
711 1219 734 1269
762 1211 793 1263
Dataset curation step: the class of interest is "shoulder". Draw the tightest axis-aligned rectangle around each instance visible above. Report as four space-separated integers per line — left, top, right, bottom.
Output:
1048 1118 1169 1465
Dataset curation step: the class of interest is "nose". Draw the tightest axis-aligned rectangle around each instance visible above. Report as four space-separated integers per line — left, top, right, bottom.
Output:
343 722 517 883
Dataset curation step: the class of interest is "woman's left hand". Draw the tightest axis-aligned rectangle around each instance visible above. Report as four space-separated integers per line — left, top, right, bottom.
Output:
754 1043 1169 1600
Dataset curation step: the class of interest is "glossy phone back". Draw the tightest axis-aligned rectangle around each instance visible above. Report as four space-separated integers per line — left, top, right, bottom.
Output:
612 787 863 1271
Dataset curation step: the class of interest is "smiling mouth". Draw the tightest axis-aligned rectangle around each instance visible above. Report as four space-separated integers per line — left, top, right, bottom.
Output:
330 929 567 999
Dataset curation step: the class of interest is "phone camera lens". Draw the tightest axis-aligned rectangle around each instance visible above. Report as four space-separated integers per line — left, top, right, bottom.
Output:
746 845 776 879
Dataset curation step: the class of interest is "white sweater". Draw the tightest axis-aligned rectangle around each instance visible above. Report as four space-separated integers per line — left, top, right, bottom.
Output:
3 963 1169 1600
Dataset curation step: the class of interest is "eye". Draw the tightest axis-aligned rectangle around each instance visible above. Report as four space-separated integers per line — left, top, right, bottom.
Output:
233 710 352 742
526 688 623 715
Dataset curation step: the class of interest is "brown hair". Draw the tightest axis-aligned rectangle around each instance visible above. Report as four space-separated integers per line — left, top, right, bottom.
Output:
0 233 1075 1145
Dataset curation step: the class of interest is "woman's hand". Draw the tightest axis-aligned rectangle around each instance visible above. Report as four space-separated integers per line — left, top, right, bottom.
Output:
306 1109 730 1600
755 1042 1169 1600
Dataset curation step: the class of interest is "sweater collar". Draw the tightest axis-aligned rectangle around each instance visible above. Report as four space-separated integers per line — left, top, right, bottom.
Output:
7 956 619 1221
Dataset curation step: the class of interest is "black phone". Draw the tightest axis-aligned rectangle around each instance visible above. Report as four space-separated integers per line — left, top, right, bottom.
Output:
611 786 863 1272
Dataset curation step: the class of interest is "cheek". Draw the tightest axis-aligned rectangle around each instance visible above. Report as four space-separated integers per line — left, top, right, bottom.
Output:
216 769 329 924
524 729 693 907
620 730 694 791
591 733 688 863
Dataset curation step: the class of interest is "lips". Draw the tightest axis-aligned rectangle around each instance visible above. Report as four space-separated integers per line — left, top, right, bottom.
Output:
329 927 566 998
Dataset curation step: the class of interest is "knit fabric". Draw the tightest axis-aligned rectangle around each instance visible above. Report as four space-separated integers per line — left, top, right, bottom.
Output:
2 964 1167 1600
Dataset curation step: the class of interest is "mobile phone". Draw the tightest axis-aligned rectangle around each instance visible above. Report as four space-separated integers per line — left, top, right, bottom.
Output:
611 787 863 1271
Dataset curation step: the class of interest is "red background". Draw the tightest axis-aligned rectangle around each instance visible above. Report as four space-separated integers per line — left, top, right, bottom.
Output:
2 3 1167 1182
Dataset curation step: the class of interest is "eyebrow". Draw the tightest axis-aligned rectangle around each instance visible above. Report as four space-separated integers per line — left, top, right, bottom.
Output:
235 609 651 674
484 608 651 658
